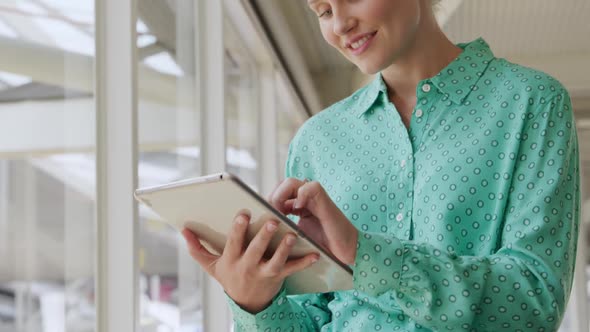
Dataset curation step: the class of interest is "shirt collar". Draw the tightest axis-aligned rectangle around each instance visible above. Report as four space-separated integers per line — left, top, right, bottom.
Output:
352 72 388 118
430 37 495 104
352 37 495 118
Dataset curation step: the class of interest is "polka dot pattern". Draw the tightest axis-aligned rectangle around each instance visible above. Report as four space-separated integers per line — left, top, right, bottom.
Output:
227 38 580 331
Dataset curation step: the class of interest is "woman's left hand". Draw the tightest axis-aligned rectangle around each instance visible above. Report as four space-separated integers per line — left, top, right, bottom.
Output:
268 178 358 265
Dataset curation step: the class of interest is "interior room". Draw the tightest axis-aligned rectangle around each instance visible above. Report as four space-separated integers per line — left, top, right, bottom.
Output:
0 0 588 331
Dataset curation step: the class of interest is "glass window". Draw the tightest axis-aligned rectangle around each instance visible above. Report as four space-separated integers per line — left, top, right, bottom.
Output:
0 1 96 331
135 1 202 331
224 18 260 191
276 73 305 180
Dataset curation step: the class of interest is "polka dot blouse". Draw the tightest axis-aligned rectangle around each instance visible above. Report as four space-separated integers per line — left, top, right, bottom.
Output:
226 38 581 331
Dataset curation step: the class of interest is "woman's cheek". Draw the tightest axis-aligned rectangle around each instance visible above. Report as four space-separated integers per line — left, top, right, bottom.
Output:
320 25 340 50
325 34 354 64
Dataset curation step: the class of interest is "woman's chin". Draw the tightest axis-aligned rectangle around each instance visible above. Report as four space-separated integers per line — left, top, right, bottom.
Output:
356 63 381 76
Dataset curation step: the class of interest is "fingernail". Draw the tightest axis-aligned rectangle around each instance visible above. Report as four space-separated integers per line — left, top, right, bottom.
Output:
293 200 302 209
236 215 245 225
235 209 251 221
266 222 277 232
286 235 296 246
311 255 319 263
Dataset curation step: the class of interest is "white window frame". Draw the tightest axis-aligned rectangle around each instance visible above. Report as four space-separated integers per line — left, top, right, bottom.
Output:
196 1 232 331
259 64 280 197
95 0 139 331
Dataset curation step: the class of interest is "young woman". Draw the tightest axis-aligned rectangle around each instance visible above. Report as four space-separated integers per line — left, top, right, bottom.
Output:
182 0 581 330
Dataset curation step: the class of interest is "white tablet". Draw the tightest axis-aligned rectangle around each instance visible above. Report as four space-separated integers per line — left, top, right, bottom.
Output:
134 172 353 295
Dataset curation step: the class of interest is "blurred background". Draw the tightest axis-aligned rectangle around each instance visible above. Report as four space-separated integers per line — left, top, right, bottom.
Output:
0 0 588 331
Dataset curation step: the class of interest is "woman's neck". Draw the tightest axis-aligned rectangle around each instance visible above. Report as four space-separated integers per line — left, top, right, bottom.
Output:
381 11 462 104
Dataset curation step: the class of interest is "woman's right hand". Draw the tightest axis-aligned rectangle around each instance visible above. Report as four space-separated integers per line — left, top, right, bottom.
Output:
181 213 319 314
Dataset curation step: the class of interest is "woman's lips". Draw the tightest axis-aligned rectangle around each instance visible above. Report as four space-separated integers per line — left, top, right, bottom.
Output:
348 32 377 56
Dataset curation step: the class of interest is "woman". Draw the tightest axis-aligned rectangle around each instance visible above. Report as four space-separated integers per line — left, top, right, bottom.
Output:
182 0 581 330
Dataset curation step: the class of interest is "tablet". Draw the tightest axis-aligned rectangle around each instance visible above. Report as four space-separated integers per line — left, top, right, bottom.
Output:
134 172 353 295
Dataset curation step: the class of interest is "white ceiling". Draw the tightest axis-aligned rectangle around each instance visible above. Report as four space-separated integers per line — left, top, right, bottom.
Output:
443 0 590 57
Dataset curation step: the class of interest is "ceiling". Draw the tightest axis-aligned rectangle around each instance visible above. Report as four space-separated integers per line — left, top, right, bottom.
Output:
443 0 590 58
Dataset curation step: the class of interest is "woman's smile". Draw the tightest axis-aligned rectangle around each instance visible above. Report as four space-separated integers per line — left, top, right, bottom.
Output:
311 0 423 74
346 31 378 56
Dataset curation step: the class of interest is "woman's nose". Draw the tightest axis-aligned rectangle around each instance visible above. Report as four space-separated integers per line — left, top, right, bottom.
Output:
332 11 356 36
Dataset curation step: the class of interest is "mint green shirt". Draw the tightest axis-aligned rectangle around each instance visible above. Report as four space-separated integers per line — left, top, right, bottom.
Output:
226 38 581 331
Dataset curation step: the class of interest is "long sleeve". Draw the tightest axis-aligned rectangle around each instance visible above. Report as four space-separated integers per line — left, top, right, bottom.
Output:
227 138 335 331
353 90 581 331
227 287 334 331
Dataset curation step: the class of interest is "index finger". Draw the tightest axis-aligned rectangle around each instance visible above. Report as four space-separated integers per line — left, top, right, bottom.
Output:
266 180 281 202
269 178 307 214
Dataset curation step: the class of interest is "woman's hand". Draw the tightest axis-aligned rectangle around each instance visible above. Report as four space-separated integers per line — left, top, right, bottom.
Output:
181 213 319 314
268 178 359 265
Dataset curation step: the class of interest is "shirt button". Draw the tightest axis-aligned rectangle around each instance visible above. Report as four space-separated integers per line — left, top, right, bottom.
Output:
422 84 431 93
415 109 424 118
396 213 403 221
401 159 406 168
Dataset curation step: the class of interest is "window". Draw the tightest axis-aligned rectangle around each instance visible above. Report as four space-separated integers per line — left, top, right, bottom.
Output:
224 18 260 191
0 0 310 330
0 1 96 331
276 73 306 180
136 1 202 330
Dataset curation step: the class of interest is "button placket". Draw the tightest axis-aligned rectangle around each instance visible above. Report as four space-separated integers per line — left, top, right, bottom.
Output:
411 84 430 131
410 83 437 158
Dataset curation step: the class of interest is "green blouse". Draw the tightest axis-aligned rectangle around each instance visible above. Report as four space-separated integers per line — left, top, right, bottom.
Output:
227 38 581 331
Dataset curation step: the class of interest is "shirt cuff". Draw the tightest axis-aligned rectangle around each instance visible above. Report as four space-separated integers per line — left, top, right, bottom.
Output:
353 231 406 297
225 285 288 330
